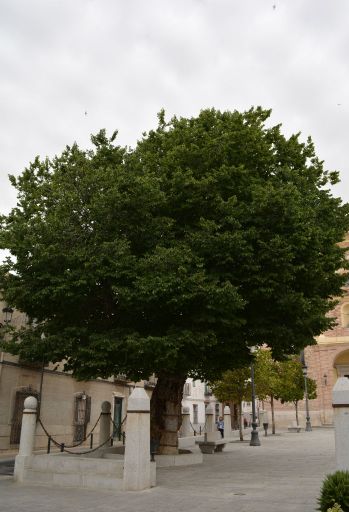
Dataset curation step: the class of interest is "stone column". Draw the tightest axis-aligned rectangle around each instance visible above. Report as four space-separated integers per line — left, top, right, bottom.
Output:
14 396 38 482
205 403 218 442
333 377 349 470
99 401 111 445
224 405 232 438
181 407 191 437
123 387 151 491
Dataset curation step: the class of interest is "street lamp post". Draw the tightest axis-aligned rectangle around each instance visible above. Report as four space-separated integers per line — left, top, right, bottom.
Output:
250 356 261 446
302 364 312 432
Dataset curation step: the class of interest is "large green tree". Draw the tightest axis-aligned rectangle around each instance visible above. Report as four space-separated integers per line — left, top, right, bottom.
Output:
0 108 348 453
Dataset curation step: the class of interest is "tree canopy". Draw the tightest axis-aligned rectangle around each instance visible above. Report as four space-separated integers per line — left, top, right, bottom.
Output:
275 358 317 406
254 348 280 401
210 368 251 405
1 107 348 385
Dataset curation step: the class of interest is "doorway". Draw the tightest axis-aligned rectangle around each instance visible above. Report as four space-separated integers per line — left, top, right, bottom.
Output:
113 397 123 437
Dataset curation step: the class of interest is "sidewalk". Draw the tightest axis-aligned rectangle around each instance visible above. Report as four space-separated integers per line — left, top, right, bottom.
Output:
0 428 336 512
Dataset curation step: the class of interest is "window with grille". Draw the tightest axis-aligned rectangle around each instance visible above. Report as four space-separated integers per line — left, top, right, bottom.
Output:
73 393 91 442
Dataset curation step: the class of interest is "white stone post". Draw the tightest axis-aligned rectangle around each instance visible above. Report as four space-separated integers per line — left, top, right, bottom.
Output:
333 377 349 470
14 396 38 482
224 405 232 439
205 403 219 442
99 401 111 445
181 407 191 437
123 387 151 491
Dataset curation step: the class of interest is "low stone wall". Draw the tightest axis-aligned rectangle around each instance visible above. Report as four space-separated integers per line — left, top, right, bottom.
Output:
155 451 203 467
23 453 125 491
178 435 204 448
14 390 156 492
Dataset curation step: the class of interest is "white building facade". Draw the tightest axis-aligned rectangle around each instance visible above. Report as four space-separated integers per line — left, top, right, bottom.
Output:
182 378 221 433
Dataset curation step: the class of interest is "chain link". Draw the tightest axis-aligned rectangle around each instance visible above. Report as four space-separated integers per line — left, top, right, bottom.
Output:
61 434 114 455
38 413 102 449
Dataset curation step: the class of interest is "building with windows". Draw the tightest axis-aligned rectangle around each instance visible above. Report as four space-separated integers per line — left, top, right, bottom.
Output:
0 300 134 451
182 378 221 432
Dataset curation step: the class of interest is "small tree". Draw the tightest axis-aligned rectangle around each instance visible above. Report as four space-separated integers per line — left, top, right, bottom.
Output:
211 368 251 441
254 348 281 434
275 358 317 425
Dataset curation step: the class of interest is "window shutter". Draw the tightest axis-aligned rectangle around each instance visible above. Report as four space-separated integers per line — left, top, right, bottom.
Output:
73 396 79 425
85 396 91 423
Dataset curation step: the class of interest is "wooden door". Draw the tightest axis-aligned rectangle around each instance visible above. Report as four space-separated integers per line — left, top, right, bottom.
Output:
10 388 39 444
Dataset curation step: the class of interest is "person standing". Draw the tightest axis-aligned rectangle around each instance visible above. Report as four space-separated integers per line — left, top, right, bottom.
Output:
217 416 224 438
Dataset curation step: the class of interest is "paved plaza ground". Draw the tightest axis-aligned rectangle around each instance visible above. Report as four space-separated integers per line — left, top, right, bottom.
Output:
0 428 336 512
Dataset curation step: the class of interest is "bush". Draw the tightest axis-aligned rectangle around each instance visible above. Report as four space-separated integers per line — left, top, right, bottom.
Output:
318 471 349 511
327 505 344 512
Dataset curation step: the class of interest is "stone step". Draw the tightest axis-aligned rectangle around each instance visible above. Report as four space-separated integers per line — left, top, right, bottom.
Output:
31 454 123 477
25 468 123 490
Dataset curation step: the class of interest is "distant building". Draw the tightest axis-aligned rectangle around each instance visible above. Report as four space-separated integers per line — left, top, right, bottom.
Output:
182 378 221 432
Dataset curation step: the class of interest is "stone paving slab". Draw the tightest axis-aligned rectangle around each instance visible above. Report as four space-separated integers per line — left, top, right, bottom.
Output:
0 429 336 512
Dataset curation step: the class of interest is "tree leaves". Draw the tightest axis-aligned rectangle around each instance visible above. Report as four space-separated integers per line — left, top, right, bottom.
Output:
1 108 348 382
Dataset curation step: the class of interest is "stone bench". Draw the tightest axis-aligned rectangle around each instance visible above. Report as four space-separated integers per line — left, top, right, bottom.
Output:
288 423 302 433
197 439 226 454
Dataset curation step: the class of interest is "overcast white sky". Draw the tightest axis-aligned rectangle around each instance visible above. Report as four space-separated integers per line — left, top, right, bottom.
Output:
1 0 348 218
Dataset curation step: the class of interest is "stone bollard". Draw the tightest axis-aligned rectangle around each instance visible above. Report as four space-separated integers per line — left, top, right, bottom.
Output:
205 403 218 442
181 407 191 437
123 387 152 491
333 377 349 470
99 401 112 446
14 396 38 482
224 406 232 439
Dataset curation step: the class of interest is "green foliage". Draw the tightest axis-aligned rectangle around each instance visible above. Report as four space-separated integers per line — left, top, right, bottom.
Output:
318 471 349 512
275 358 317 405
274 357 317 424
210 368 251 404
327 505 344 512
254 348 280 401
1 108 348 383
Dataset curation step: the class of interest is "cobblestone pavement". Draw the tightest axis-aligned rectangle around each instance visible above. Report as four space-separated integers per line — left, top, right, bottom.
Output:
0 428 336 512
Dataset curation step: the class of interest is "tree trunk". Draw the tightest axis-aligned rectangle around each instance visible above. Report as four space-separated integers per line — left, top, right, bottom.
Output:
295 401 299 425
238 401 244 441
228 401 235 429
271 395 276 434
150 373 187 455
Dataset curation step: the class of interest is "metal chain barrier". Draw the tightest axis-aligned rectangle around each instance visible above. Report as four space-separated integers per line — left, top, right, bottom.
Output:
201 417 208 434
60 434 114 455
110 414 127 430
110 415 127 444
38 413 102 452
189 421 203 436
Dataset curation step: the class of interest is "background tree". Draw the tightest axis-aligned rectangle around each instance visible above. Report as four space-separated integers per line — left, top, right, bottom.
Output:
254 349 281 434
0 108 348 453
211 368 251 441
275 358 317 425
